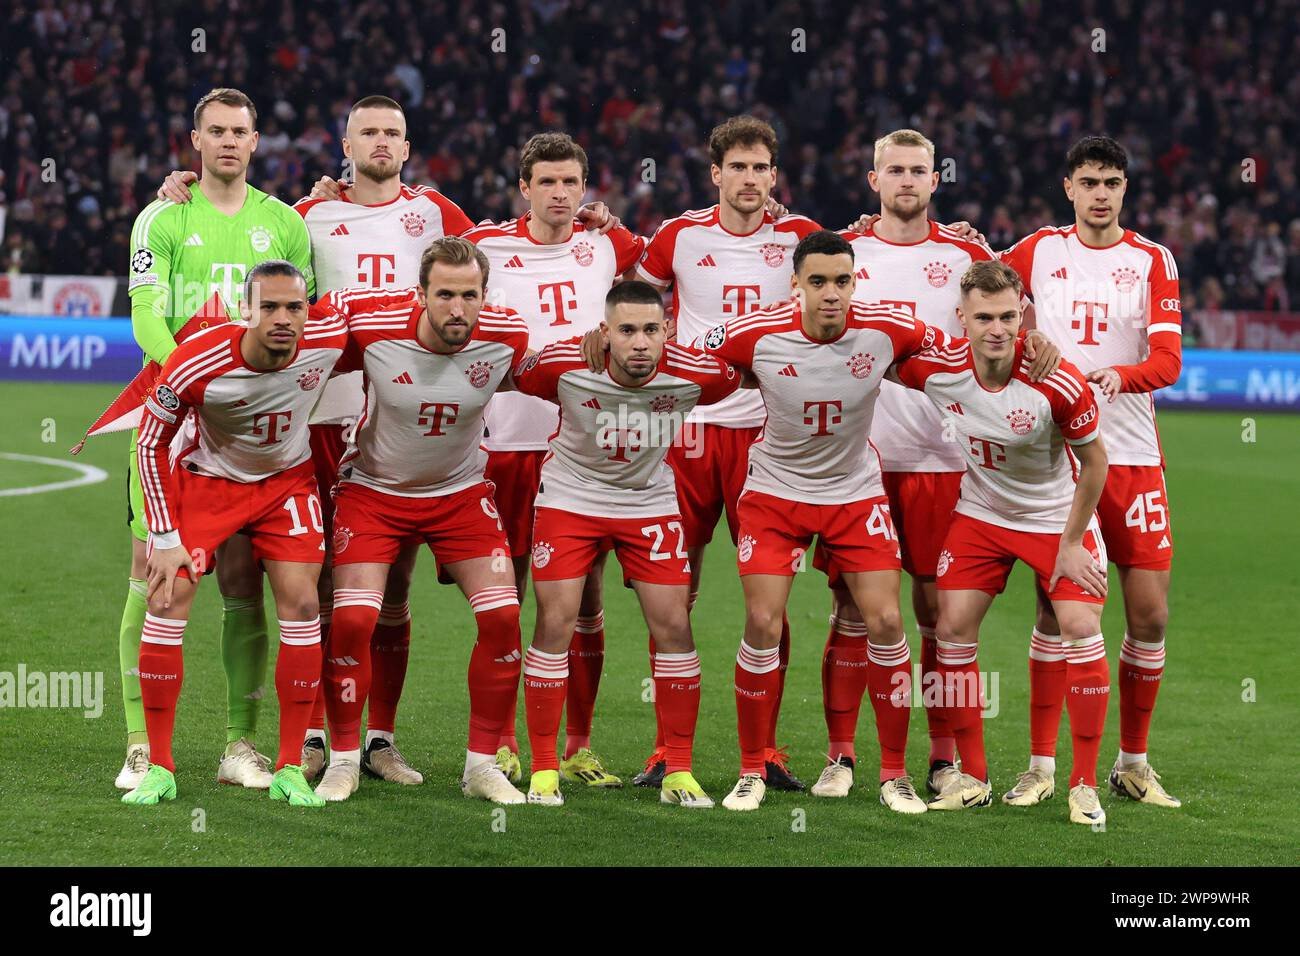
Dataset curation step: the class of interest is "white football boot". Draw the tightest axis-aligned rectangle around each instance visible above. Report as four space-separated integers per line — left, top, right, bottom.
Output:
315 759 361 802
722 773 767 811
114 743 151 790
217 738 274 789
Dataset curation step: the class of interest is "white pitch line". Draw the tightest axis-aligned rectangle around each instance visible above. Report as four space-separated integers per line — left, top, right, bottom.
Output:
0 452 109 497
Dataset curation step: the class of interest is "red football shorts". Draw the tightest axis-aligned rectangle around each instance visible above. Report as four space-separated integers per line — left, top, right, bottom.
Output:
308 423 349 507
484 450 546 557
530 507 690 587
936 512 1107 605
736 490 902 578
164 460 325 580
1095 464 1173 570
331 480 510 568
667 423 761 548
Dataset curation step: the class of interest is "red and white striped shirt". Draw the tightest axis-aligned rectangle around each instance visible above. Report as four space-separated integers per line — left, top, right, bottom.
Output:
324 287 529 498
464 213 645 451
1000 225 1180 466
137 305 348 541
893 337 1102 533
513 339 741 517
637 206 822 428
702 299 946 505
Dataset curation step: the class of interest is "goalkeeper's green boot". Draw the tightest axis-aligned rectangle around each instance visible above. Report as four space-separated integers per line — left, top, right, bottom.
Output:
269 765 326 808
121 765 177 805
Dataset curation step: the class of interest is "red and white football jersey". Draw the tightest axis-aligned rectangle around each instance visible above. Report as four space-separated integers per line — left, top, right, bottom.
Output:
513 338 741 518
702 300 946 505
138 305 349 537
893 338 1102 533
325 288 529 498
1000 225 1181 466
843 221 995 472
636 206 822 428
464 213 646 451
295 183 475 425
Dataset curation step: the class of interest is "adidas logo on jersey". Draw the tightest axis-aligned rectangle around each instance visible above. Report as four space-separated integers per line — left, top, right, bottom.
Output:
231 399 249 408
1052 267 1068 279
504 256 524 268
582 398 601 409
697 255 717 267
778 364 798 377
329 224 350 237
946 402 964 415
1158 535 1170 549
392 371 414 384
184 233 204 246
855 267 870 279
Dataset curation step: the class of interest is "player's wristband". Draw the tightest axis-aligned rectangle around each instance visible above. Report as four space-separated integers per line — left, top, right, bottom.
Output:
149 530 182 551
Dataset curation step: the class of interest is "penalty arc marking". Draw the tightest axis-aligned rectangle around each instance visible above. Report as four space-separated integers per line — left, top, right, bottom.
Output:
0 452 109 497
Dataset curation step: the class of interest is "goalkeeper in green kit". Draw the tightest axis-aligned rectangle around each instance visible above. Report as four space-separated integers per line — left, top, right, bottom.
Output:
115 88 315 790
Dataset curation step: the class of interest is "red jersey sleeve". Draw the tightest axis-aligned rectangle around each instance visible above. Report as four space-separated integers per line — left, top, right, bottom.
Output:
636 222 678 287
607 225 648 274
1115 243 1182 393
998 229 1047 302
699 315 763 370
477 306 531 367
664 342 742 406
513 338 582 402
1041 361 1101 446
875 309 949 366
417 186 475 237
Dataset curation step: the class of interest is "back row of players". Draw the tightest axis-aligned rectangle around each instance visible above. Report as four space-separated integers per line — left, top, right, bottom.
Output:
112 89 1182 824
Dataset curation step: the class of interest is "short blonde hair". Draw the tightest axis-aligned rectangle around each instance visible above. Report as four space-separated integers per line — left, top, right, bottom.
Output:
419 236 491 290
873 129 935 169
960 260 1023 299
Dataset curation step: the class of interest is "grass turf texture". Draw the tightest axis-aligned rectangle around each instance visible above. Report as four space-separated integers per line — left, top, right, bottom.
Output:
1 382 1295 866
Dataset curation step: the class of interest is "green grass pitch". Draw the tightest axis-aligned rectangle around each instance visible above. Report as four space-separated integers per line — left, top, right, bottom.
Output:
0 381 1296 866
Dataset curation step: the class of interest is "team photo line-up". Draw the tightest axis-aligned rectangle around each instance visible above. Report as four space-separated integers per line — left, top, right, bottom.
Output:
100 85 1180 824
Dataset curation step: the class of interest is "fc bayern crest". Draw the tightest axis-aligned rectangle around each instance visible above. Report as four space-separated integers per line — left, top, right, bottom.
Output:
937 549 952 577
1112 266 1140 293
1006 407 1036 435
571 241 595 267
466 360 493 389
846 352 875 379
248 227 272 253
333 525 352 555
759 242 785 268
297 367 323 391
401 211 427 238
925 260 952 288
532 541 555 569
650 394 677 413
738 533 756 563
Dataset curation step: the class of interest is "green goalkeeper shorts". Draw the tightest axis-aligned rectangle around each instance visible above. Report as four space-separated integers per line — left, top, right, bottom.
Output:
126 428 148 542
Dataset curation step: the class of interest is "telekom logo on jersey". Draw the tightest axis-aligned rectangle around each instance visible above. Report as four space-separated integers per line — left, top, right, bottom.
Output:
252 410 293 446
969 437 1007 470
418 402 460 436
357 253 397 287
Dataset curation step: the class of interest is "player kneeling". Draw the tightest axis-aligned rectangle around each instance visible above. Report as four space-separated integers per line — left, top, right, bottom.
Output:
122 262 344 808
514 281 744 809
315 238 530 804
892 261 1112 826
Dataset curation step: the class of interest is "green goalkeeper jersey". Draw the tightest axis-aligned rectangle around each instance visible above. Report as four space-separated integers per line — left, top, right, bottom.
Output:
127 182 315 365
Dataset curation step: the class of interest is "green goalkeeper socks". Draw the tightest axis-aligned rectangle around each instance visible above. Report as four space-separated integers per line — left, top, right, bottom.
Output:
221 594 269 745
119 578 149 744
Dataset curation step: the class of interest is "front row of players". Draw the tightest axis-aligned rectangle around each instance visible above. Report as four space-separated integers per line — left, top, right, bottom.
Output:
124 231 1112 822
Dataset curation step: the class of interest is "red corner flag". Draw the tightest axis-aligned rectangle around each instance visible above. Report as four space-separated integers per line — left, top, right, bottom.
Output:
71 293 230 455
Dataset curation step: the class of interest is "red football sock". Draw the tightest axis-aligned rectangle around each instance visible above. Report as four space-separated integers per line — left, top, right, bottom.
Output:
324 588 383 752
653 651 702 774
308 600 330 733
564 611 604 758
466 589 523 755
366 600 410 735
821 616 869 761
139 614 187 772
867 639 912 781
936 640 986 781
648 633 664 751
1118 633 1165 756
523 646 568 773
766 615 791 749
920 626 955 764
735 640 780 777
275 617 323 770
1063 634 1110 788
1029 628 1067 758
